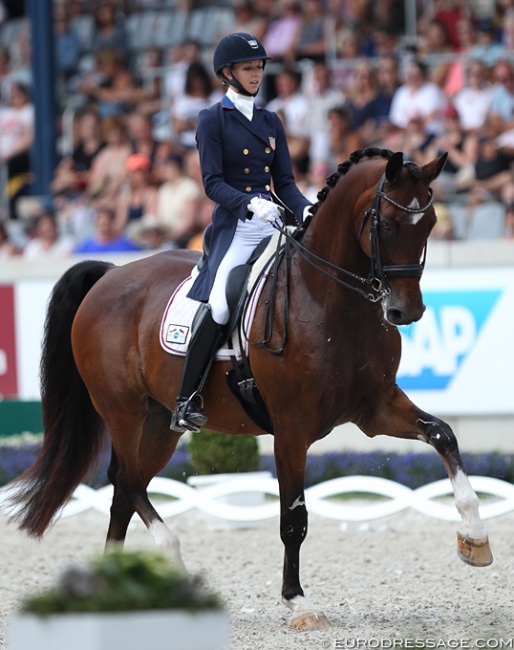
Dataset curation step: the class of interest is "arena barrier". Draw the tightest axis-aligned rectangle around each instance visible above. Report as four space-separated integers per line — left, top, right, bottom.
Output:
3 475 512 526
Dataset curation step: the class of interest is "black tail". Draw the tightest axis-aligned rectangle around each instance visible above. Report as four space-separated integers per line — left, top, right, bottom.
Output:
9 260 114 536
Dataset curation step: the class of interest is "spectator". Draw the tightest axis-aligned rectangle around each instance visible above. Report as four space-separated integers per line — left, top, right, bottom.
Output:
332 29 365 92
51 109 105 203
265 67 308 140
304 60 347 164
453 60 493 133
172 62 222 151
127 112 171 173
486 59 514 138
0 81 34 219
417 19 454 89
136 47 166 121
164 38 202 111
365 54 401 146
22 212 75 260
0 46 14 105
54 6 81 85
262 0 303 60
422 104 478 200
388 59 448 137
113 153 158 235
0 221 18 257
91 4 127 61
285 0 328 65
131 213 175 252
275 108 310 176
73 205 142 253
224 1 267 42
186 196 216 253
325 104 363 168
86 114 132 203
154 153 202 248
345 60 379 134
469 18 503 68
77 48 143 119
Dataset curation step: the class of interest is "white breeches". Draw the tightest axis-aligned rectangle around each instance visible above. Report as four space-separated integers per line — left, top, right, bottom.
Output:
208 217 276 325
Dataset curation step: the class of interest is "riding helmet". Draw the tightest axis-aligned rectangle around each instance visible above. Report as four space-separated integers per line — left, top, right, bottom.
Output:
213 32 271 80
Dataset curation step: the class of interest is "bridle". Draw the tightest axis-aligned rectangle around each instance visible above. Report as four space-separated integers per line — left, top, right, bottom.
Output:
273 170 434 304
357 172 434 295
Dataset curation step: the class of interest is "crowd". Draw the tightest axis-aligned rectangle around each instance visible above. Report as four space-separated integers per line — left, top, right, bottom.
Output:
2 0 514 261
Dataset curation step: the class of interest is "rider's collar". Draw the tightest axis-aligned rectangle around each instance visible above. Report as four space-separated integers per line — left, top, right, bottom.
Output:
226 87 254 122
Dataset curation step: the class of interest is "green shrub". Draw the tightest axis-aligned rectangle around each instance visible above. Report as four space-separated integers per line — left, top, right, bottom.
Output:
188 429 260 475
22 549 223 615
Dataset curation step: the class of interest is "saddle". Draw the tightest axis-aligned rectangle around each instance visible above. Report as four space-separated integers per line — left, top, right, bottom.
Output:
160 224 288 434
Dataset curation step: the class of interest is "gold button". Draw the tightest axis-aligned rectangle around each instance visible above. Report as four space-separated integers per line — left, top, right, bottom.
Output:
265 184 270 191
243 148 249 155
245 186 252 192
264 166 270 172
244 167 250 174
265 147 271 154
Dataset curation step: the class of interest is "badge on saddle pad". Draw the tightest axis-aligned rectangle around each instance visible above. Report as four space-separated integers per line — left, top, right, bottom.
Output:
165 324 189 345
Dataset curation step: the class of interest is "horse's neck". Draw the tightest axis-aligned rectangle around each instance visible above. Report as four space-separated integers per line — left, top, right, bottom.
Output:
300 191 367 277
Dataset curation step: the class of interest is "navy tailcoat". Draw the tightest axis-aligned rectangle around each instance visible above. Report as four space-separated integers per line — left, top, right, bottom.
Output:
187 94 311 302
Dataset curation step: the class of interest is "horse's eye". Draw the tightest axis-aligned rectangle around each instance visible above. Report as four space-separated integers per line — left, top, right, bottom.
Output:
381 220 392 232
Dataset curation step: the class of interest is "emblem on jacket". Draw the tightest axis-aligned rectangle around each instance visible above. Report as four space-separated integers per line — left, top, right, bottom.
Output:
269 137 276 150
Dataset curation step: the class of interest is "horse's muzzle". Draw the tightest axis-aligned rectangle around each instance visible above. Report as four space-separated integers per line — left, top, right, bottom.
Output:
385 298 426 326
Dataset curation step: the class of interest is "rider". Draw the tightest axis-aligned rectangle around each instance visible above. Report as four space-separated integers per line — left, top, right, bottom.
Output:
170 32 313 433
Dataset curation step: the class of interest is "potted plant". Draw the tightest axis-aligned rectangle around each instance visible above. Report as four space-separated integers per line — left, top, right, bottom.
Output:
8 549 228 650
187 429 272 530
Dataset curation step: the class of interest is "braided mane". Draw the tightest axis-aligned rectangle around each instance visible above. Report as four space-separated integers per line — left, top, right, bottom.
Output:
309 147 393 218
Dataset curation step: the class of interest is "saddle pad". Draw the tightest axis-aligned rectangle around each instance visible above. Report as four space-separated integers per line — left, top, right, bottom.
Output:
159 267 270 360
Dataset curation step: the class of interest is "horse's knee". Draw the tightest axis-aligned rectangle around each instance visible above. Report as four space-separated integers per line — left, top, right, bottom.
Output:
280 498 308 547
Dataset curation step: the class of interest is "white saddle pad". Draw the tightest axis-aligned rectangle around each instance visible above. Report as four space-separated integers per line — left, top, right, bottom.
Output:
159 265 269 361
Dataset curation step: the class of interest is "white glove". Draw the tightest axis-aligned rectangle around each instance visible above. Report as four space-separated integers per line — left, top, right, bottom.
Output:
247 196 282 224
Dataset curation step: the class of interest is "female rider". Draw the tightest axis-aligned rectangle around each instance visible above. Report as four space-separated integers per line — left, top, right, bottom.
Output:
171 32 312 433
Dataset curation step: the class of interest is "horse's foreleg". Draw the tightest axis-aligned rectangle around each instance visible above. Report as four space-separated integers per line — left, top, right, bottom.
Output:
363 389 492 567
416 412 493 567
274 437 331 631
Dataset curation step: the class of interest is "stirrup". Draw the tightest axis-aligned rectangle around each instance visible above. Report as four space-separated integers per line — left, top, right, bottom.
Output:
170 395 207 433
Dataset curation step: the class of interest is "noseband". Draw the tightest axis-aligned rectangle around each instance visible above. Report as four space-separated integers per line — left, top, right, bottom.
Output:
358 172 434 294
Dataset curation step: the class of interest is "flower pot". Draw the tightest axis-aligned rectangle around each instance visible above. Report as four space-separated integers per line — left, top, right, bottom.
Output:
9 610 229 650
187 471 273 530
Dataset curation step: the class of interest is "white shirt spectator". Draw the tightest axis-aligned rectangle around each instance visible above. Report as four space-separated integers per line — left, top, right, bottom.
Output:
389 80 447 135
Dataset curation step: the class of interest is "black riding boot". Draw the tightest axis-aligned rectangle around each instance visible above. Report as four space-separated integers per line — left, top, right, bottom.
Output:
170 305 223 433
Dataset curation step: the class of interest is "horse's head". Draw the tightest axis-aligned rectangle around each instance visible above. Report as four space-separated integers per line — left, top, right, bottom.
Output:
358 150 447 326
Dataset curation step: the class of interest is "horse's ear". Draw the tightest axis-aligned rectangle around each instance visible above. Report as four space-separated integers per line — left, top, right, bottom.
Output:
385 151 404 183
422 152 448 184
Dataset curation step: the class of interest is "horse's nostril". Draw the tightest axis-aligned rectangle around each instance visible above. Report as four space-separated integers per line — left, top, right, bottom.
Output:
387 308 403 325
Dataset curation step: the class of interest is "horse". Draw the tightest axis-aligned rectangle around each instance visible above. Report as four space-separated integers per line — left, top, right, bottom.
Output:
8 148 493 631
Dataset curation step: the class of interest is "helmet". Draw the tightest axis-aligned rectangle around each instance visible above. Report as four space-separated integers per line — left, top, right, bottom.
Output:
213 32 271 77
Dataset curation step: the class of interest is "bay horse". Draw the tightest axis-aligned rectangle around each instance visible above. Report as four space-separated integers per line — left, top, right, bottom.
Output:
8 148 492 631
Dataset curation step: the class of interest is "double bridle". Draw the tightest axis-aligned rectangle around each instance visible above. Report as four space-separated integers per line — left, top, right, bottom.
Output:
275 171 434 303
358 172 434 296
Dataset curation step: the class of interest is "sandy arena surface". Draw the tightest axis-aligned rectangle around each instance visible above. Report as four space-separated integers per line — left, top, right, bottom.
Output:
0 505 513 649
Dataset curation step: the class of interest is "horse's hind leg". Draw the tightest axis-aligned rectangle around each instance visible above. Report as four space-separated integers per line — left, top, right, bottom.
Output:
363 388 493 567
105 401 186 571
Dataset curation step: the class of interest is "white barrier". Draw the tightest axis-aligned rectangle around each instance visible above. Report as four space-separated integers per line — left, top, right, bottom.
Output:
27 475 514 525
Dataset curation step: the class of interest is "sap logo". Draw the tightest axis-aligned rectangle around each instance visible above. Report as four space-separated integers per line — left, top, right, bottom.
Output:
397 290 501 390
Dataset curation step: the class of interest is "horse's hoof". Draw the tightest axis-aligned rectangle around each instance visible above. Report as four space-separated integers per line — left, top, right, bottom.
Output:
292 610 331 631
457 532 493 567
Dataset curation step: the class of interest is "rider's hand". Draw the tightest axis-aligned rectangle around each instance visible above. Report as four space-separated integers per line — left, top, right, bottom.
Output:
247 197 282 224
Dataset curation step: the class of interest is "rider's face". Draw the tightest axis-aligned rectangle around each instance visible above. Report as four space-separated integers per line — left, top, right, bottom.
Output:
225 59 264 94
